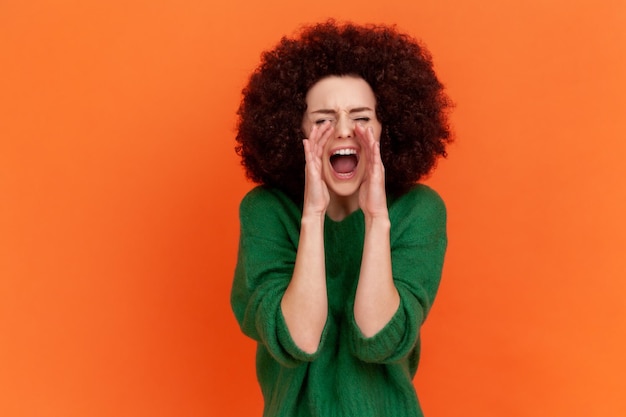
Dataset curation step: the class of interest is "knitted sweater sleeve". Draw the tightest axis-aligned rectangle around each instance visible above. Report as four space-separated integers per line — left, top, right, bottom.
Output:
348 185 447 363
230 187 326 367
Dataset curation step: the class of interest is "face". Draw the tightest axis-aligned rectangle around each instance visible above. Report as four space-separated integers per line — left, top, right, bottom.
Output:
302 75 382 203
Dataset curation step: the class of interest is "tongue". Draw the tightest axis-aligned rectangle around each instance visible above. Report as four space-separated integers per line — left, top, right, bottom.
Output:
331 155 357 174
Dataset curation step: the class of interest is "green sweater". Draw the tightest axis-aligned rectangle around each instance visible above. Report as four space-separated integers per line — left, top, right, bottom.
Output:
231 184 447 417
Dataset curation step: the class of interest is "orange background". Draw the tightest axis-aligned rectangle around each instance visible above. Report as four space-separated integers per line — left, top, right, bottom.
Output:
1 0 625 416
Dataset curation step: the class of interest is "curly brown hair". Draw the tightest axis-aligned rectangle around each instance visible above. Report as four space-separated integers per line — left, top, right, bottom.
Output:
235 20 453 202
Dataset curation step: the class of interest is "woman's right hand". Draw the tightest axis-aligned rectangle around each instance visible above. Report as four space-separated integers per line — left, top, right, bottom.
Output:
282 121 333 354
302 121 333 217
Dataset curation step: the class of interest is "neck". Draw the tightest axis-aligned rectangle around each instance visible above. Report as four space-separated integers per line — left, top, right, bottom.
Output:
326 192 359 221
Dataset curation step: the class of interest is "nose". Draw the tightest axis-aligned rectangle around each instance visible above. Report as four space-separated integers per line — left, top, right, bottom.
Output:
335 114 353 139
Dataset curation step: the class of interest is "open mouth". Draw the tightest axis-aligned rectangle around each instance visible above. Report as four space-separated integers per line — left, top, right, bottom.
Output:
330 148 359 177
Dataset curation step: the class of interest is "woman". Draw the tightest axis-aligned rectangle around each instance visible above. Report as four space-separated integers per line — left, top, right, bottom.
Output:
231 20 452 417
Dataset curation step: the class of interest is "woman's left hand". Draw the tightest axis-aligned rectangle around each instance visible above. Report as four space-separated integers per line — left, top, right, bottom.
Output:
356 124 388 221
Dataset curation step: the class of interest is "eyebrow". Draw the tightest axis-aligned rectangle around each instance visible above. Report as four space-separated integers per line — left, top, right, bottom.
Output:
310 107 374 114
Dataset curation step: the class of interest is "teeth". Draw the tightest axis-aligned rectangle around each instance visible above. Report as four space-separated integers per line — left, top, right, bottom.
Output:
332 148 357 156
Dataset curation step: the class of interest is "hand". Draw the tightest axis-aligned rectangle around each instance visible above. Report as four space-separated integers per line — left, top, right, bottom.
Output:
356 124 388 221
302 121 333 217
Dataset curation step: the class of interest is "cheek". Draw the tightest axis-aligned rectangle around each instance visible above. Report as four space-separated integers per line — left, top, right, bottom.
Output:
374 123 383 140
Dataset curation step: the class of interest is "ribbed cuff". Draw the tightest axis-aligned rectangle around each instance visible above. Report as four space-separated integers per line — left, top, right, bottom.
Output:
348 299 407 363
275 307 326 364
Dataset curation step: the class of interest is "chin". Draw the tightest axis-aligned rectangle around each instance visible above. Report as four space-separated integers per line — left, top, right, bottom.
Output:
325 177 363 199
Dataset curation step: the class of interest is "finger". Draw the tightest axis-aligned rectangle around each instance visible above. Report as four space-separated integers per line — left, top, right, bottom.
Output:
369 127 385 171
354 123 372 150
315 123 333 157
309 120 332 144
302 139 315 166
355 124 378 168
353 124 370 166
368 126 380 155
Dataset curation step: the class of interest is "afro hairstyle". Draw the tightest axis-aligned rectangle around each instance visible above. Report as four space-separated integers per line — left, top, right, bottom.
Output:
235 20 453 202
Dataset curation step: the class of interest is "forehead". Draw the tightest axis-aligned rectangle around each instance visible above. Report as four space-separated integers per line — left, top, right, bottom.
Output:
305 76 376 110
